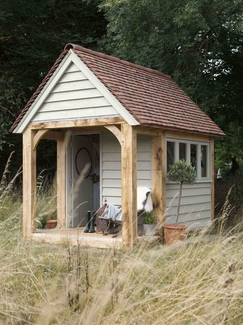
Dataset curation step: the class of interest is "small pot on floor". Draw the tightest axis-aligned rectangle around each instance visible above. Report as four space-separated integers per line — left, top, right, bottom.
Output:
143 224 157 236
45 220 57 229
163 224 187 245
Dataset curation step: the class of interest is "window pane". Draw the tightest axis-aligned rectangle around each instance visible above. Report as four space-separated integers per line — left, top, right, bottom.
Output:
167 141 175 171
201 145 207 177
190 144 197 174
179 143 186 160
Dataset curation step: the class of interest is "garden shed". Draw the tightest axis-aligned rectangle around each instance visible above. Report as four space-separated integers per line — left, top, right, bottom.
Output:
10 43 225 248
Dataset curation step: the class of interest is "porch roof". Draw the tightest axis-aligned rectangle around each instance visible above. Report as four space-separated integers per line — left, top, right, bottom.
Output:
10 43 225 137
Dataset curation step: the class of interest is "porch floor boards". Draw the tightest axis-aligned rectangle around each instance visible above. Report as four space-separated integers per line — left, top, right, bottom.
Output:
33 227 122 248
32 227 160 248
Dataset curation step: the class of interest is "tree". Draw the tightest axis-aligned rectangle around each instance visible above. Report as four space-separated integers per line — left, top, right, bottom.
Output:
167 160 196 224
0 0 107 175
99 0 243 167
215 122 243 176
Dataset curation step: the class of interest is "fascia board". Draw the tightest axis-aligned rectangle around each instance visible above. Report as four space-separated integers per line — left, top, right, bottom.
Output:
70 50 139 126
14 51 74 133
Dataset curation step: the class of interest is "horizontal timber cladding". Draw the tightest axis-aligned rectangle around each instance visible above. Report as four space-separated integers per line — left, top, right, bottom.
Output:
137 135 152 187
165 182 212 229
32 63 120 123
100 131 152 206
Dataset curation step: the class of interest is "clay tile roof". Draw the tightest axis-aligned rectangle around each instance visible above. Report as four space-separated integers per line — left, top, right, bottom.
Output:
10 43 225 137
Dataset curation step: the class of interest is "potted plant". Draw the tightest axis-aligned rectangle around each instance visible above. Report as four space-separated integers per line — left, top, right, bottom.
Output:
164 159 196 244
36 214 48 229
45 210 57 229
45 213 57 229
143 211 157 236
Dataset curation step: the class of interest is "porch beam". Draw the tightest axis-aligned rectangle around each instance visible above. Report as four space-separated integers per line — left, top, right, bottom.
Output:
42 131 65 141
121 124 137 248
166 130 212 142
57 136 67 228
30 117 125 130
135 125 163 136
23 126 36 238
152 134 166 235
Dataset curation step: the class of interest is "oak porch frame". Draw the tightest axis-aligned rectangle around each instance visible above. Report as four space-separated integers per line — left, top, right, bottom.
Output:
22 119 166 247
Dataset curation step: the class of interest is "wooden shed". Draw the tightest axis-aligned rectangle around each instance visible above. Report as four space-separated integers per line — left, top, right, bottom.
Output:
10 43 224 248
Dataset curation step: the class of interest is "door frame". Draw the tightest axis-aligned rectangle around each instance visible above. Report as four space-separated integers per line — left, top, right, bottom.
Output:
66 131 100 228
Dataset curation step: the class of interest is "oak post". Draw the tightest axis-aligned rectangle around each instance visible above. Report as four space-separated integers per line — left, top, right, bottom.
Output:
23 126 36 238
121 124 137 248
152 133 166 236
57 136 66 228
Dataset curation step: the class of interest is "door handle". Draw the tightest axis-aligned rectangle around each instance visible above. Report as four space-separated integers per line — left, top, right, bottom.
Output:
90 173 100 183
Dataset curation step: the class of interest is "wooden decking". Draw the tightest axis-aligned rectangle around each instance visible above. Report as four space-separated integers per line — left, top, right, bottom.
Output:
33 227 122 248
32 227 160 248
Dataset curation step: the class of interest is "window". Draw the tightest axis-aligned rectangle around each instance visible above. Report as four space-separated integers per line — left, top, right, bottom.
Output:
190 144 197 168
166 138 210 179
179 142 187 160
167 141 175 172
201 145 207 177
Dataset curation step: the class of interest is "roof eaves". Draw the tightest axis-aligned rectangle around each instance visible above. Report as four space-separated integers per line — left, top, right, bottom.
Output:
141 122 225 138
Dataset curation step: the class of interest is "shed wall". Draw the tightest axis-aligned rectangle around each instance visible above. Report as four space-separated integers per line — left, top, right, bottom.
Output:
165 182 212 229
101 131 212 228
100 131 152 206
32 63 120 123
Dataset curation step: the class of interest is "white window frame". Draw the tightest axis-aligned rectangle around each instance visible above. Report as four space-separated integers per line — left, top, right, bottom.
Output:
166 137 211 181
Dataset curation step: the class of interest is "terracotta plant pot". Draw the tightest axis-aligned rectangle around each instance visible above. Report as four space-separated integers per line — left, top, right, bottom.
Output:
45 220 57 229
163 224 187 245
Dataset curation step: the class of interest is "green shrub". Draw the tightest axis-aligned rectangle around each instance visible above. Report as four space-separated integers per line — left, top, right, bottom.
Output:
142 211 155 224
36 214 48 228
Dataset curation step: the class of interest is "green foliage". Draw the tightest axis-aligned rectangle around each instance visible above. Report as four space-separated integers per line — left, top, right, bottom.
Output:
215 161 243 227
142 211 155 224
36 214 48 229
0 75 27 151
100 0 243 94
215 122 243 174
0 0 106 88
1 0 243 182
0 0 107 177
167 159 196 185
100 0 243 166
36 210 56 228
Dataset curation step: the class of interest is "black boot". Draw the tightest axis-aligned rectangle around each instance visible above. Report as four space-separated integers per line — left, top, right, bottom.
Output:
89 211 95 233
84 211 91 233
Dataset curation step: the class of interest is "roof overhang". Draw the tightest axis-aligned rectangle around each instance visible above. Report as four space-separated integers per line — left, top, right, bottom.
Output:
12 50 139 134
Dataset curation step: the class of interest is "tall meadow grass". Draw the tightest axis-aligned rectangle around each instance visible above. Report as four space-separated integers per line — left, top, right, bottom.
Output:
0 157 243 324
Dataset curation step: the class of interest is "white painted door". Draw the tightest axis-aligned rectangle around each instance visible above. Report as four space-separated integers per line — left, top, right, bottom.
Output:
66 135 93 227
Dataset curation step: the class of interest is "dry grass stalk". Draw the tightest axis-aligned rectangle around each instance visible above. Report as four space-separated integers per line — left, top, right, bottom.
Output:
1 161 243 324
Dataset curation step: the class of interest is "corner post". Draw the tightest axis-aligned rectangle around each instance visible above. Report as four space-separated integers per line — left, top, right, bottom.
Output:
152 133 166 234
57 136 66 228
22 126 36 238
121 123 137 248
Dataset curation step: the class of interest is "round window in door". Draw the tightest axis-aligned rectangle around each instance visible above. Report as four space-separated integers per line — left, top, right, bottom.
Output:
75 147 92 178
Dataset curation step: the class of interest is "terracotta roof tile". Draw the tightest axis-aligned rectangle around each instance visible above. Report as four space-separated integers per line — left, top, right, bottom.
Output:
10 43 225 137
